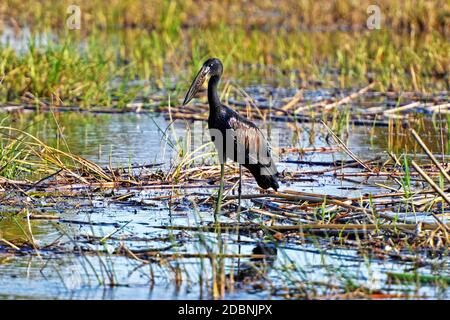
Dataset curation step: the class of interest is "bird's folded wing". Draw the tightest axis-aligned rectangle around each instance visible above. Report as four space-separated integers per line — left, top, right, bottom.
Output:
228 117 275 168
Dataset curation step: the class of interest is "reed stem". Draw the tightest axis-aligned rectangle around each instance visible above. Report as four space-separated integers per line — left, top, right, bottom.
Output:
215 163 225 218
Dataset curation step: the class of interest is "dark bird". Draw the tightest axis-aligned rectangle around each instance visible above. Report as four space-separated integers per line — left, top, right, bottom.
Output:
182 58 279 193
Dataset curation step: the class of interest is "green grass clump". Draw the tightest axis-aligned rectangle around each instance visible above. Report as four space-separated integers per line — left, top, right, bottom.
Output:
1 29 448 108
0 36 139 107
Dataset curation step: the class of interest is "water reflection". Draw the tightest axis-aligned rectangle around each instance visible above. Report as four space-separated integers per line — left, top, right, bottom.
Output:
233 243 277 283
1 112 170 166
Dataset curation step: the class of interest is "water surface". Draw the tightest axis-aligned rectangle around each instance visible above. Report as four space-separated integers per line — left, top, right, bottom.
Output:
1 109 448 299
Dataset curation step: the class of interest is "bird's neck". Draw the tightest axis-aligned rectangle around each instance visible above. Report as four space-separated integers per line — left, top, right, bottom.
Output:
207 75 221 115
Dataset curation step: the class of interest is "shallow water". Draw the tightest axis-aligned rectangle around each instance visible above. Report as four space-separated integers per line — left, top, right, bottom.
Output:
0 107 449 300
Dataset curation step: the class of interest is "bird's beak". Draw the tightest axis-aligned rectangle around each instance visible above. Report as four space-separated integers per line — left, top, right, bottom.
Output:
182 65 210 106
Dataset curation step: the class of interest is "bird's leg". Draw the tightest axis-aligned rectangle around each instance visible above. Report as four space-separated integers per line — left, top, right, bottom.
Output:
237 164 242 216
213 162 225 297
215 162 225 219
237 164 242 273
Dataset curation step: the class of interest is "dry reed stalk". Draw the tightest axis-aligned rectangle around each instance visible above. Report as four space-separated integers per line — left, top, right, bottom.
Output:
426 103 450 112
0 238 21 250
0 177 30 185
321 121 372 172
233 85 266 121
134 252 268 259
279 90 303 112
155 222 445 232
411 160 450 234
295 158 379 175
119 244 150 264
25 211 41 258
293 100 324 114
28 214 60 220
410 128 450 183
411 161 450 206
322 82 376 111
249 207 299 222
335 171 442 177
226 190 388 221
384 102 421 115
277 146 339 154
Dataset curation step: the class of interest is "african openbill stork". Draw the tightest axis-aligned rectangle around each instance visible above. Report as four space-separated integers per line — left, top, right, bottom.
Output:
182 58 279 213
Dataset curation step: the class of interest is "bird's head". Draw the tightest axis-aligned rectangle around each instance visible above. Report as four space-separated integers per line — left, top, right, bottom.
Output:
182 58 223 106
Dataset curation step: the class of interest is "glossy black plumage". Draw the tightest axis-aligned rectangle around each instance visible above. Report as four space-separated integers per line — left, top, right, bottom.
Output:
183 58 279 191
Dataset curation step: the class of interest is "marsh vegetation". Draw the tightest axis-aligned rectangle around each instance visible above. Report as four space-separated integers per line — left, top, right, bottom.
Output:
0 0 449 299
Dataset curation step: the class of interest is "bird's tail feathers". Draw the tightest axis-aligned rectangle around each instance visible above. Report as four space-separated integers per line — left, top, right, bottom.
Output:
246 164 279 191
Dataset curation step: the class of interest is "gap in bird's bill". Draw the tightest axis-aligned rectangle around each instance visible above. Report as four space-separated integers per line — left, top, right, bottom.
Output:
1 108 449 299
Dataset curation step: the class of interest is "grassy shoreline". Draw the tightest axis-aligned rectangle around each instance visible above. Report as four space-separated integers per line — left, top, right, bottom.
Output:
1 1 449 108
1 28 448 108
